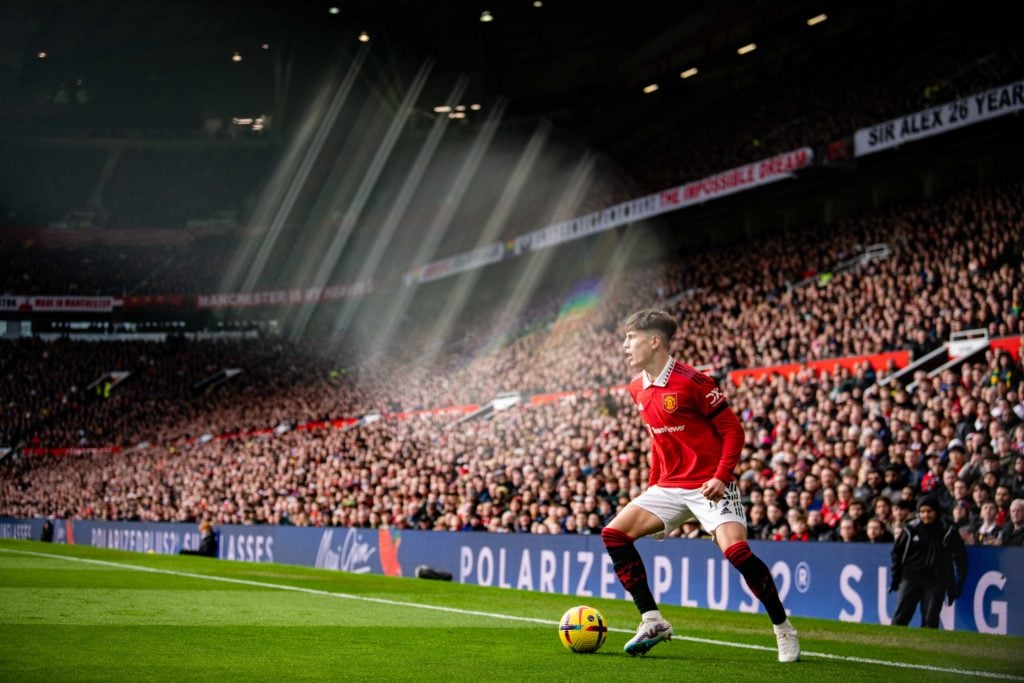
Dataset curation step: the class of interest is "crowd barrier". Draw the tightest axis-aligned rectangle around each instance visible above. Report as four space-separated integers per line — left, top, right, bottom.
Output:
2 517 1020 635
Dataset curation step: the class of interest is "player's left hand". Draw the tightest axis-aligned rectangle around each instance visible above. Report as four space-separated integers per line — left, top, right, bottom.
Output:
701 477 726 502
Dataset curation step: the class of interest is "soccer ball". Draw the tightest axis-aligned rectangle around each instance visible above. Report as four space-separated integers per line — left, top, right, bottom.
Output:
558 605 608 653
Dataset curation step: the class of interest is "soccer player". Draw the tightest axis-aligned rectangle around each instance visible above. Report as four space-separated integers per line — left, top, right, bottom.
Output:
601 309 800 661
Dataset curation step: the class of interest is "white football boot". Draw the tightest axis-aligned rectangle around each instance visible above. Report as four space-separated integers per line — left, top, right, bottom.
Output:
624 616 673 656
774 620 800 663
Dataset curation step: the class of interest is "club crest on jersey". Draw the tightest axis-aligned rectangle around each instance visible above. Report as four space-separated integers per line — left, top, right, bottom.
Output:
662 393 678 412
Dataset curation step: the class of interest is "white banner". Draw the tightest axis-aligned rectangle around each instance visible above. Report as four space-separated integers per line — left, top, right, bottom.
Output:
0 296 123 313
854 80 1024 157
406 147 813 285
679 147 812 204
404 242 505 286
196 282 373 309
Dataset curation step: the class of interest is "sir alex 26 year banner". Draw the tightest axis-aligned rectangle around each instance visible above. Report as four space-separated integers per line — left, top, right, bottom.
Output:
854 79 1024 157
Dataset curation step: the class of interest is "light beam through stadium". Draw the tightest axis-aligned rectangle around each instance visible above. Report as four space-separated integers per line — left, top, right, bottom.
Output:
330 76 471 350
287 58 435 341
220 46 371 298
490 153 597 354
396 98 508 379
416 118 552 368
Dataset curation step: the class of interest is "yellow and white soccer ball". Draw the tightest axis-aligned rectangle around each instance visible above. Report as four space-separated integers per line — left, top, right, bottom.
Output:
558 605 608 653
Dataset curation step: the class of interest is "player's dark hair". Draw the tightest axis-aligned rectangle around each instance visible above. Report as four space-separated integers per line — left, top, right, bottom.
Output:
623 309 677 342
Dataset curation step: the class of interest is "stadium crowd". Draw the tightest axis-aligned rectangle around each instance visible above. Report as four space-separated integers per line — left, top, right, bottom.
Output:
2 179 1023 546
3 180 1022 450
2 338 1022 546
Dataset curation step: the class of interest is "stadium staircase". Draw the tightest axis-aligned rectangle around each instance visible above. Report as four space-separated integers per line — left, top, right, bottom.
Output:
456 392 523 425
878 328 990 392
787 243 891 291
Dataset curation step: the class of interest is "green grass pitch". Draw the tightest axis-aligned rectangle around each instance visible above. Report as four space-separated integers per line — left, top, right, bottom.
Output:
1 538 1021 682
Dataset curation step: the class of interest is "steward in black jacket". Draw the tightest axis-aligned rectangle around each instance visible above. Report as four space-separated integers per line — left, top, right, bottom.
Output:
890 495 968 628
180 521 219 558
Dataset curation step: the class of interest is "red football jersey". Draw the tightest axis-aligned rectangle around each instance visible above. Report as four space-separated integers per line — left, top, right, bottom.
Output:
628 358 742 488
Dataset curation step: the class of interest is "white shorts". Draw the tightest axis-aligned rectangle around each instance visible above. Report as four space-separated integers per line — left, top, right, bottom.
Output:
628 482 746 540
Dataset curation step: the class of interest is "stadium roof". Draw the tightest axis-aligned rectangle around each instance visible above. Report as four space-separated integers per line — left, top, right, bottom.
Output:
1 0 919 136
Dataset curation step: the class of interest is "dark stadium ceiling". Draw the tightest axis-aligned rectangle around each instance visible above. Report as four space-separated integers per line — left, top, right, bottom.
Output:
0 0 932 139
3 0 785 86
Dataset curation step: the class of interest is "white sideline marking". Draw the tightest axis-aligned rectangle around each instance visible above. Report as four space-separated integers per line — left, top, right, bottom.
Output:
2 547 1020 680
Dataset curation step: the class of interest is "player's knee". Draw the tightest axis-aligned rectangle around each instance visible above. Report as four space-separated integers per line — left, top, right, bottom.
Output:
601 526 632 548
714 521 747 551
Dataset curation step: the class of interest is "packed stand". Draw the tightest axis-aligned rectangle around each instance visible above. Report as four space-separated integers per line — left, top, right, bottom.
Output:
1 184 1023 544
3 342 1022 548
2 180 1022 453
